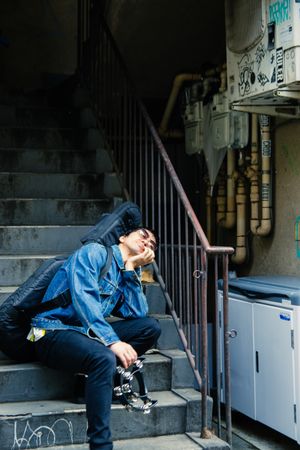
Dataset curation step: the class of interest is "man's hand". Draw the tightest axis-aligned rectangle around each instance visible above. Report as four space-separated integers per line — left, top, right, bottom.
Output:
125 248 155 270
109 341 137 368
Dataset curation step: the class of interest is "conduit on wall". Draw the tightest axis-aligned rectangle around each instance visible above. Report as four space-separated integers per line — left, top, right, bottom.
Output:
231 176 247 264
246 114 272 236
159 73 202 139
216 148 236 229
205 182 213 243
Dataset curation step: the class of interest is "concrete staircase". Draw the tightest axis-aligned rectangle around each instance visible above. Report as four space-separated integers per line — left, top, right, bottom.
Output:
0 91 229 449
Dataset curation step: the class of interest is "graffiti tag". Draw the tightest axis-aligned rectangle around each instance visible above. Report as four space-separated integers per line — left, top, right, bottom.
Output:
12 418 74 449
269 0 291 24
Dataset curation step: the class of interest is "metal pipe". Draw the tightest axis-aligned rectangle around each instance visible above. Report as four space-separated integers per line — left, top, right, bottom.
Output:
159 73 202 139
223 254 232 446
214 255 222 437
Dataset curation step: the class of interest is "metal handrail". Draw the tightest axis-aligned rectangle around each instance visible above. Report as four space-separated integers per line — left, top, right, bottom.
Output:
77 0 234 444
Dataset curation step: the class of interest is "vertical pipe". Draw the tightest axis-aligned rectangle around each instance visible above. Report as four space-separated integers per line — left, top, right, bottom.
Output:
157 156 162 270
150 139 155 230
163 166 168 288
145 123 149 226
77 0 82 70
128 94 133 197
223 254 232 446
178 198 183 324
200 249 210 438
185 214 190 344
170 181 175 302
139 110 143 211
214 255 221 437
132 101 137 203
193 232 199 369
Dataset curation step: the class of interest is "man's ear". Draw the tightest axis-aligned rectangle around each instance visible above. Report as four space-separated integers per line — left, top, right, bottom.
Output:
119 235 125 244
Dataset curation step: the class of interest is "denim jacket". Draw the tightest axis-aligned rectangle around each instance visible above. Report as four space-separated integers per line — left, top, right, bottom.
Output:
31 243 149 346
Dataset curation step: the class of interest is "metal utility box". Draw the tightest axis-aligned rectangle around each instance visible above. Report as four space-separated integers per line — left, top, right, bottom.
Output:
225 0 300 112
218 276 300 443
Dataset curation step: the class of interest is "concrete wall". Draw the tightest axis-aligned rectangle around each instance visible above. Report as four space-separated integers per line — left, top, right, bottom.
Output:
0 0 77 90
248 120 300 276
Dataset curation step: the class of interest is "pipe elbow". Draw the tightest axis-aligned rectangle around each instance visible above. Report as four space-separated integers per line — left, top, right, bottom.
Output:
250 220 260 235
231 246 247 264
174 73 202 87
220 212 236 229
254 219 272 237
158 128 183 139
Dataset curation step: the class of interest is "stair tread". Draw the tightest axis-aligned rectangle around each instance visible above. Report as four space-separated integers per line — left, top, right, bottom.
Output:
44 433 205 450
0 225 90 229
0 254 63 259
1 198 109 201
0 353 171 372
0 390 198 416
0 126 76 131
0 147 96 152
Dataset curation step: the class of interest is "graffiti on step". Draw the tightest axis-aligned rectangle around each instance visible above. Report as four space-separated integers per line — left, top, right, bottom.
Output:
11 418 74 449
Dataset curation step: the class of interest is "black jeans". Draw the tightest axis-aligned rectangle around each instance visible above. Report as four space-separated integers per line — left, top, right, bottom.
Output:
34 317 161 450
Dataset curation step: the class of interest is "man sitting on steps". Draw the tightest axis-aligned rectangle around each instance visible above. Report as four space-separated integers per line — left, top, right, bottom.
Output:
28 226 161 450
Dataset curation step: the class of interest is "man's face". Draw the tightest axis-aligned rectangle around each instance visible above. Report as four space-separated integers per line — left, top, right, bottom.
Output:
121 228 157 255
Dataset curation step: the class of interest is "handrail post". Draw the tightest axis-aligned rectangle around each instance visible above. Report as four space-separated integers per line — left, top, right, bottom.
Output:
223 254 232 446
200 249 211 438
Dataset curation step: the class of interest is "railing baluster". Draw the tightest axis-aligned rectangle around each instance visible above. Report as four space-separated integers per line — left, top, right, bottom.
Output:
200 248 209 438
214 255 222 437
150 139 155 230
223 254 232 447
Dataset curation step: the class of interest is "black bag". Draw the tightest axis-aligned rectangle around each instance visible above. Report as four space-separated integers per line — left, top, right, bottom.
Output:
0 202 141 362
80 201 142 246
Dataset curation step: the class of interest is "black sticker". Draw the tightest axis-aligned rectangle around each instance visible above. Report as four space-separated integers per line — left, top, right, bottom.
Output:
276 47 284 84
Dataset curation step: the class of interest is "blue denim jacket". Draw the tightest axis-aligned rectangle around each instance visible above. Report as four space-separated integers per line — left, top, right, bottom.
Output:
31 243 149 346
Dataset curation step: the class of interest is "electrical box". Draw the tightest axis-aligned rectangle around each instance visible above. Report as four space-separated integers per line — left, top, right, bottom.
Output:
182 100 204 155
211 91 249 150
226 0 300 112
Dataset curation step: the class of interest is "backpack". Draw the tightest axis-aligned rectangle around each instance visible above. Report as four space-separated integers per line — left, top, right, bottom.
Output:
0 201 142 362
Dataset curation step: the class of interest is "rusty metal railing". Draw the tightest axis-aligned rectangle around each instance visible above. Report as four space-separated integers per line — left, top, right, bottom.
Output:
77 0 234 444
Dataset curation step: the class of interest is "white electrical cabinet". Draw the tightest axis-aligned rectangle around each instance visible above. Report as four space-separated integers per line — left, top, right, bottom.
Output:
218 276 300 442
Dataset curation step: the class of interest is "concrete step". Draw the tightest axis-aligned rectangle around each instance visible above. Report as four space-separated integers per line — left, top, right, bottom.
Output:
0 198 111 225
0 286 15 304
155 314 183 350
43 434 204 450
44 434 230 450
0 255 55 286
0 389 204 448
1 147 96 173
0 105 77 128
0 172 105 199
0 354 171 403
0 226 90 255
0 147 113 173
0 127 84 149
0 363 76 402
143 282 167 315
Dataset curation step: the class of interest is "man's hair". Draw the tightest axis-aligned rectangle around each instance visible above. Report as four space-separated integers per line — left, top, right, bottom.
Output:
122 227 159 249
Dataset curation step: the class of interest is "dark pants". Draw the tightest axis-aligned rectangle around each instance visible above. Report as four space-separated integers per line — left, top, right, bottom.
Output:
34 317 161 450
